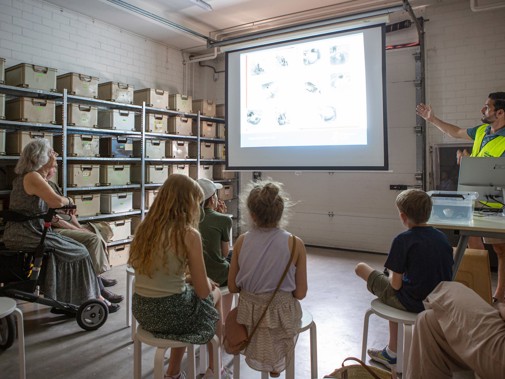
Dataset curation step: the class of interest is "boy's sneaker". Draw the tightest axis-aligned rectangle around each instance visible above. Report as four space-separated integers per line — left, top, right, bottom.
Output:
367 347 397 369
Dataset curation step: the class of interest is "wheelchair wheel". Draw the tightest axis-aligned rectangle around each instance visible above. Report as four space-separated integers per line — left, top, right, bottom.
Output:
76 299 108 331
0 314 16 350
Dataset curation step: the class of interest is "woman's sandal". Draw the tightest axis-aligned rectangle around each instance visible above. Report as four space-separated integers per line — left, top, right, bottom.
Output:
270 371 280 378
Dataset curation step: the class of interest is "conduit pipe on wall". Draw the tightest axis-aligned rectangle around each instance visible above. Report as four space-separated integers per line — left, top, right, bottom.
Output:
470 0 505 12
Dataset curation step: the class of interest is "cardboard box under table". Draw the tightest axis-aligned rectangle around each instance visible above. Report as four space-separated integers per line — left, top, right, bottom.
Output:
69 194 100 217
99 137 133 158
54 134 100 157
134 88 169 109
6 98 55 124
6 131 53 155
56 104 98 128
98 82 134 104
427 191 478 224
100 192 133 214
5 63 57 91
57 73 99 98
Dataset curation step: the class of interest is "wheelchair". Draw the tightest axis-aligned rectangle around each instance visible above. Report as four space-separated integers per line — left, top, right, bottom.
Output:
0 206 108 350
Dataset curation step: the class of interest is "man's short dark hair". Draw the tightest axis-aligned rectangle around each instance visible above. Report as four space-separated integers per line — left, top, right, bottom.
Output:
489 92 505 112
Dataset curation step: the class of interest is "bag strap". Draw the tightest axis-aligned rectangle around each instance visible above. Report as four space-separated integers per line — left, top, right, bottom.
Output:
247 234 296 342
341 357 385 379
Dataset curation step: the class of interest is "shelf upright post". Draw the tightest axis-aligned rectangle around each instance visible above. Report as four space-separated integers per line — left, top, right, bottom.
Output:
140 102 146 220
196 111 201 179
62 89 68 196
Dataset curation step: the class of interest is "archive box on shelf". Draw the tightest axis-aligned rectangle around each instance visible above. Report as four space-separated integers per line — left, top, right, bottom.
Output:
66 164 100 187
69 194 100 217
166 140 189 159
0 130 5 155
189 164 212 180
98 109 135 131
218 184 234 201
6 131 53 155
108 243 130 266
133 189 158 210
215 144 226 160
5 63 57 91
106 218 132 242
427 191 478 224
6 98 55 124
57 73 99 98
213 164 236 180
134 88 169 109
192 99 216 117
189 142 214 159
135 113 168 133
216 104 225 118
0 94 5 119
169 94 192 113
217 123 226 139
169 164 189 176
0 57 5 83
99 164 131 186
168 116 193 135
97 81 134 104
99 137 133 158
100 192 133 214
133 139 165 159
131 164 168 184
56 104 98 128
54 134 100 157
194 121 216 138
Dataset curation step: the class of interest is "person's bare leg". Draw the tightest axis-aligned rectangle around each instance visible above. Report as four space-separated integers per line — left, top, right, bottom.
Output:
388 321 398 353
355 262 375 282
208 287 222 372
165 347 186 377
468 236 485 250
492 243 505 301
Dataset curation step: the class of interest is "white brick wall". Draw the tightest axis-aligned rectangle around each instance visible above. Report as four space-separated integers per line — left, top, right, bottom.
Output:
0 0 192 95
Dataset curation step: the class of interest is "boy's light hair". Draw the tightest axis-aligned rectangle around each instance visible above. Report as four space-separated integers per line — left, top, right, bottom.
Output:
395 189 432 224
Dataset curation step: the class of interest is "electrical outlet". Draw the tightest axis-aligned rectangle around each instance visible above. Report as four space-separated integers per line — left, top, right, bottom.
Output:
390 184 408 190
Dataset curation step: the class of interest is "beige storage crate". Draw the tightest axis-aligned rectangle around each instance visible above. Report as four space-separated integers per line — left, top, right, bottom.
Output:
99 136 133 158
0 165 15 190
217 124 226 139
133 139 165 159
169 164 189 176
189 164 213 180
54 134 100 157
193 121 217 138
69 194 100 217
0 130 5 155
5 63 57 91
166 140 189 159
56 104 98 128
131 215 141 235
106 218 132 241
100 192 133 214
67 164 100 187
6 131 53 155
218 184 234 201
107 243 130 266
6 97 55 123
100 164 131 186
168 116 193 135
213 164 236 180
216 104 225 118
97 81 134 104
189 142 214 159
169 94 192 113
0 57 5 83
216 143 226 159
134 88 169 109
57 72 99 98
131 164 168 184
98 109 135 131
135 113 168 134
192 99 216 117
0 94 4 119
133 189 158 210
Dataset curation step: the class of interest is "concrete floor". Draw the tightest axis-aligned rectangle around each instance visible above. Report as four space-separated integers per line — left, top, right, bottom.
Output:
0 247 492 379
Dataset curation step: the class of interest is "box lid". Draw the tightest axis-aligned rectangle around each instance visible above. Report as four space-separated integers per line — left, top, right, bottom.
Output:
427 191 478 200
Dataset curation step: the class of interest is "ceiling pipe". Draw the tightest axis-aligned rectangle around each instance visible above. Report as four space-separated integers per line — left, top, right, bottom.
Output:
185 48 219 63
470 0 505 12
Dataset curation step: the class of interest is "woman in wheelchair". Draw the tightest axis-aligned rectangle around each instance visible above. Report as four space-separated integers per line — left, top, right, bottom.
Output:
2 139 120 313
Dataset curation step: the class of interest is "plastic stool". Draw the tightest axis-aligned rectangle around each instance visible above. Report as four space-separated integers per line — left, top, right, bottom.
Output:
361 299 418 374
134 325 221 379
232 308 317 379
0 297 25 379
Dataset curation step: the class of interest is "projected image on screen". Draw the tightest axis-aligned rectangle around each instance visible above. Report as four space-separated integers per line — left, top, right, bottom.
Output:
241 33 367 148
226 24 388 170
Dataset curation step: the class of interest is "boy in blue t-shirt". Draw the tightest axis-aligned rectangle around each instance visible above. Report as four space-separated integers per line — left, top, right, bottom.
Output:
355 189 453 369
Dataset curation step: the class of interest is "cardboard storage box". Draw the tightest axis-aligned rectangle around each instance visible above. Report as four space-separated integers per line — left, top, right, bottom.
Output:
169 94 192 113
216 104 225 118
427 191 478 224
0 130 5 155
218 184 234 201
189 164 212 180
106 218 132 241
99 136 133 158
54 134 100 157
69 194 100 217
6 131 53 155
194 121 217 138
133 139 165 159
131 215 141 235
6 97 55 124
100 192 133 214
57 72 99 98
169 164 189 176
217 124 226 139
0 165 15 190
193 99 216 117
98 81 134 104
100 164 131 186
0 57 5 83
131 164 168 184
215 143 226 160
98 109 135 131
67 164 100 187
135 113 168 133
168 116 193 135
134 88 169 109
213 164 236 180
133 189 158 210
5 63 57 91
189 142 214 159
166 140 189 159
56 104 98 128
108 243 130 266
0 94 5 119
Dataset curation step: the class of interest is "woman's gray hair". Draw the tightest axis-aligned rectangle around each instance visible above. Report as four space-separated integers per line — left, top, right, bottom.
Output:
14 138 52 175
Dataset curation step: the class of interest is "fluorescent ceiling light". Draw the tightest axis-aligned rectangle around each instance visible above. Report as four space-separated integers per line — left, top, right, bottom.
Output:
190 0 213 11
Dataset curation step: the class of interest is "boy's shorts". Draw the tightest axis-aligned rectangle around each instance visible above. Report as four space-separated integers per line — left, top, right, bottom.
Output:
367 270 407 311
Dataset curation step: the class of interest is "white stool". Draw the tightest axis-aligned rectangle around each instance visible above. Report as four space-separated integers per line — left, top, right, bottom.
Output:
232 309 317 379
134 325 221 379
126 266 136 340
0 297 25 379
361 299 418 374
